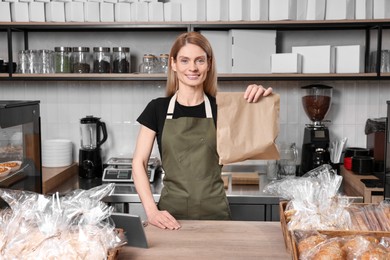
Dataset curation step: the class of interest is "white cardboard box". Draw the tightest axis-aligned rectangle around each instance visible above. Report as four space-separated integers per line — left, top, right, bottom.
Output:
271 53 302 73
84 2 100 22
115 2 131 22
0 2 11 22
373 0 390 19
200 30 231 73
65 2 85 22
249 0 268 21
200 29 276 73
269 0 296 21
355 0 373 19
11 2 29 22
334 45 364 73
229 0 250 21
45 2 65 22
326 0 355 20
292 45 335 73
100 2 115 21
206 0 228 21
164 2 181 21
29 2 45 22
305 0 325 20
169 0 206 22
131 2 149 21
296 0 306 20
148 2 163 22
229 29 276 73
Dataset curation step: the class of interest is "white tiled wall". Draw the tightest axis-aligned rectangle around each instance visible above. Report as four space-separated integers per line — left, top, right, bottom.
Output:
0 80 388 163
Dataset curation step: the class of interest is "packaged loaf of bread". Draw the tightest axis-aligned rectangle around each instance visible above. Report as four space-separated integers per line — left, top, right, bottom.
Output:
265 165 353 231
0 184 126 259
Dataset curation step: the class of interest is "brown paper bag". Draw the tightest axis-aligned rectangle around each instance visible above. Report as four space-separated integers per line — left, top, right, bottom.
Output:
216 92 280 165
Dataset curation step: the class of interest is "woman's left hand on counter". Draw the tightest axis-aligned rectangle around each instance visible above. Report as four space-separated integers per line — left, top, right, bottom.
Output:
244 84 273 103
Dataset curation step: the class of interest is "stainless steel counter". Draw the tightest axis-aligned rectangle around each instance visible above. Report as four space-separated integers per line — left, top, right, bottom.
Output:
102 164 280 205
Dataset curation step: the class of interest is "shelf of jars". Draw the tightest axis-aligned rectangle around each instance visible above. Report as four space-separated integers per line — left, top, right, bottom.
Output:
0 19 390 30
0 72 379 82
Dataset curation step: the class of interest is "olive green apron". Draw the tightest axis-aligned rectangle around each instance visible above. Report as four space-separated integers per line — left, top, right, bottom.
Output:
158 92 231 220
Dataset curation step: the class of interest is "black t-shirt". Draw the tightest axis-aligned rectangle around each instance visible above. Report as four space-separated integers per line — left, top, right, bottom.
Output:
137 94 217 156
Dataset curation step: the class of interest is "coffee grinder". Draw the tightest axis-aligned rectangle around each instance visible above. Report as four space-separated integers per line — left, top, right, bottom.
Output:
299 84 333 175
79 115 108 178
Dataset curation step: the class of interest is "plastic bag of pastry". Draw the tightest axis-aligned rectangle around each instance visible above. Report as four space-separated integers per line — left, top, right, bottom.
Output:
0 184 126 259
265 165 353 231
292 230 328 258
362 204 383 231
292 230 346 260
263 164 342 202
342 235 379 259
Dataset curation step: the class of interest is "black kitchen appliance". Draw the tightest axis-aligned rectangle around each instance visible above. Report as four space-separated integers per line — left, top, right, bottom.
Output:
79 115 107 179
0 101 42 207
299 85 332 175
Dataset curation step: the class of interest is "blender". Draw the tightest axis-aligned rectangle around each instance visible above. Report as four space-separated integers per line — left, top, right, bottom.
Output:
299 84 333 175
79 115 108 178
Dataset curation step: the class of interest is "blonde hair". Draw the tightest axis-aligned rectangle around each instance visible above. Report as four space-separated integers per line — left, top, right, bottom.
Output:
166 32 218 97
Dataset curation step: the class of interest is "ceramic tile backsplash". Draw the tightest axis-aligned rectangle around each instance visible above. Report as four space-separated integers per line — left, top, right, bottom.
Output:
0 80 388 162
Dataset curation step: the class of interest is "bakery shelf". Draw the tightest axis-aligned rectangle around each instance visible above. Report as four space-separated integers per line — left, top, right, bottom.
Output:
0 72 378 82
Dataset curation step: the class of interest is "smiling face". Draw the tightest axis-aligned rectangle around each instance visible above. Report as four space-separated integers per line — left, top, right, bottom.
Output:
171 43 209 91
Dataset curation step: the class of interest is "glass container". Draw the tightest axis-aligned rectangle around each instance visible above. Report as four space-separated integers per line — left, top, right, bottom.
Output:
93 47 111 73
71 47 91 73
112 47 130 73
158 53 169 74
139 54 156 74
54 47 71 73
40 49 55 74
301 84 333 126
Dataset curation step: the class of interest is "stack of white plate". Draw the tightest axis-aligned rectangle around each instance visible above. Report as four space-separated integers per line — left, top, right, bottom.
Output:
42 139 73 167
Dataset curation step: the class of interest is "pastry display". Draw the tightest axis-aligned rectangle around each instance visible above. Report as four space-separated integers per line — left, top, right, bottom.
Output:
265 165 390 259
295 232 390 260
0 166 11 177
0 161 21 172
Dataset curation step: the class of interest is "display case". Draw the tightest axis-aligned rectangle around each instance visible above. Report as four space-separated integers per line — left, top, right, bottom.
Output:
0 101 42 199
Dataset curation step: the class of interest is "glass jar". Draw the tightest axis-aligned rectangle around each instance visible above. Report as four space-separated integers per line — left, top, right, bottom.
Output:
158 53 169 74
71 47 91 73
17 50 30 74
139 54 156 74
54 47 71 73
112 47 130 73
40 49 55 74
278 142 298 179
93 47 111 73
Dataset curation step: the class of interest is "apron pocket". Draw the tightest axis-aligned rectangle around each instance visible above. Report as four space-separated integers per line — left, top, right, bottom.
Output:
199 195 231 220
158 193 189 219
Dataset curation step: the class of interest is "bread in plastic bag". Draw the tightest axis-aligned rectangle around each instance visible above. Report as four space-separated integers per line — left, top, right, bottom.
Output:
0 184 126 259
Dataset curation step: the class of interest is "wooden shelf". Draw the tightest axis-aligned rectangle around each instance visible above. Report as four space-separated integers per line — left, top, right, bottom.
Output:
0 72 379 82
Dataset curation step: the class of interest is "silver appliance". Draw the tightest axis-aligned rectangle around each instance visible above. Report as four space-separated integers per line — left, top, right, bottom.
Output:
102 157 161 183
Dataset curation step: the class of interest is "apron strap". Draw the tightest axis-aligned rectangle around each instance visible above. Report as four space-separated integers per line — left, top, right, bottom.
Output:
166 92 213 119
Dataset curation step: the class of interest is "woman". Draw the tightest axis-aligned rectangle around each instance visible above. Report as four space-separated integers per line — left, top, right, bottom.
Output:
132 32 272 230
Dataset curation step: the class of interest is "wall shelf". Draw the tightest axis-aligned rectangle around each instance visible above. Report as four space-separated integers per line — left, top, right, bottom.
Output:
1 20 390 81
0 72 380 82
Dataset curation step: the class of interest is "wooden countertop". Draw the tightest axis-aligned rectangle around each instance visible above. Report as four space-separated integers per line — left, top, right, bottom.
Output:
341 166 384 203
117 221 290 260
